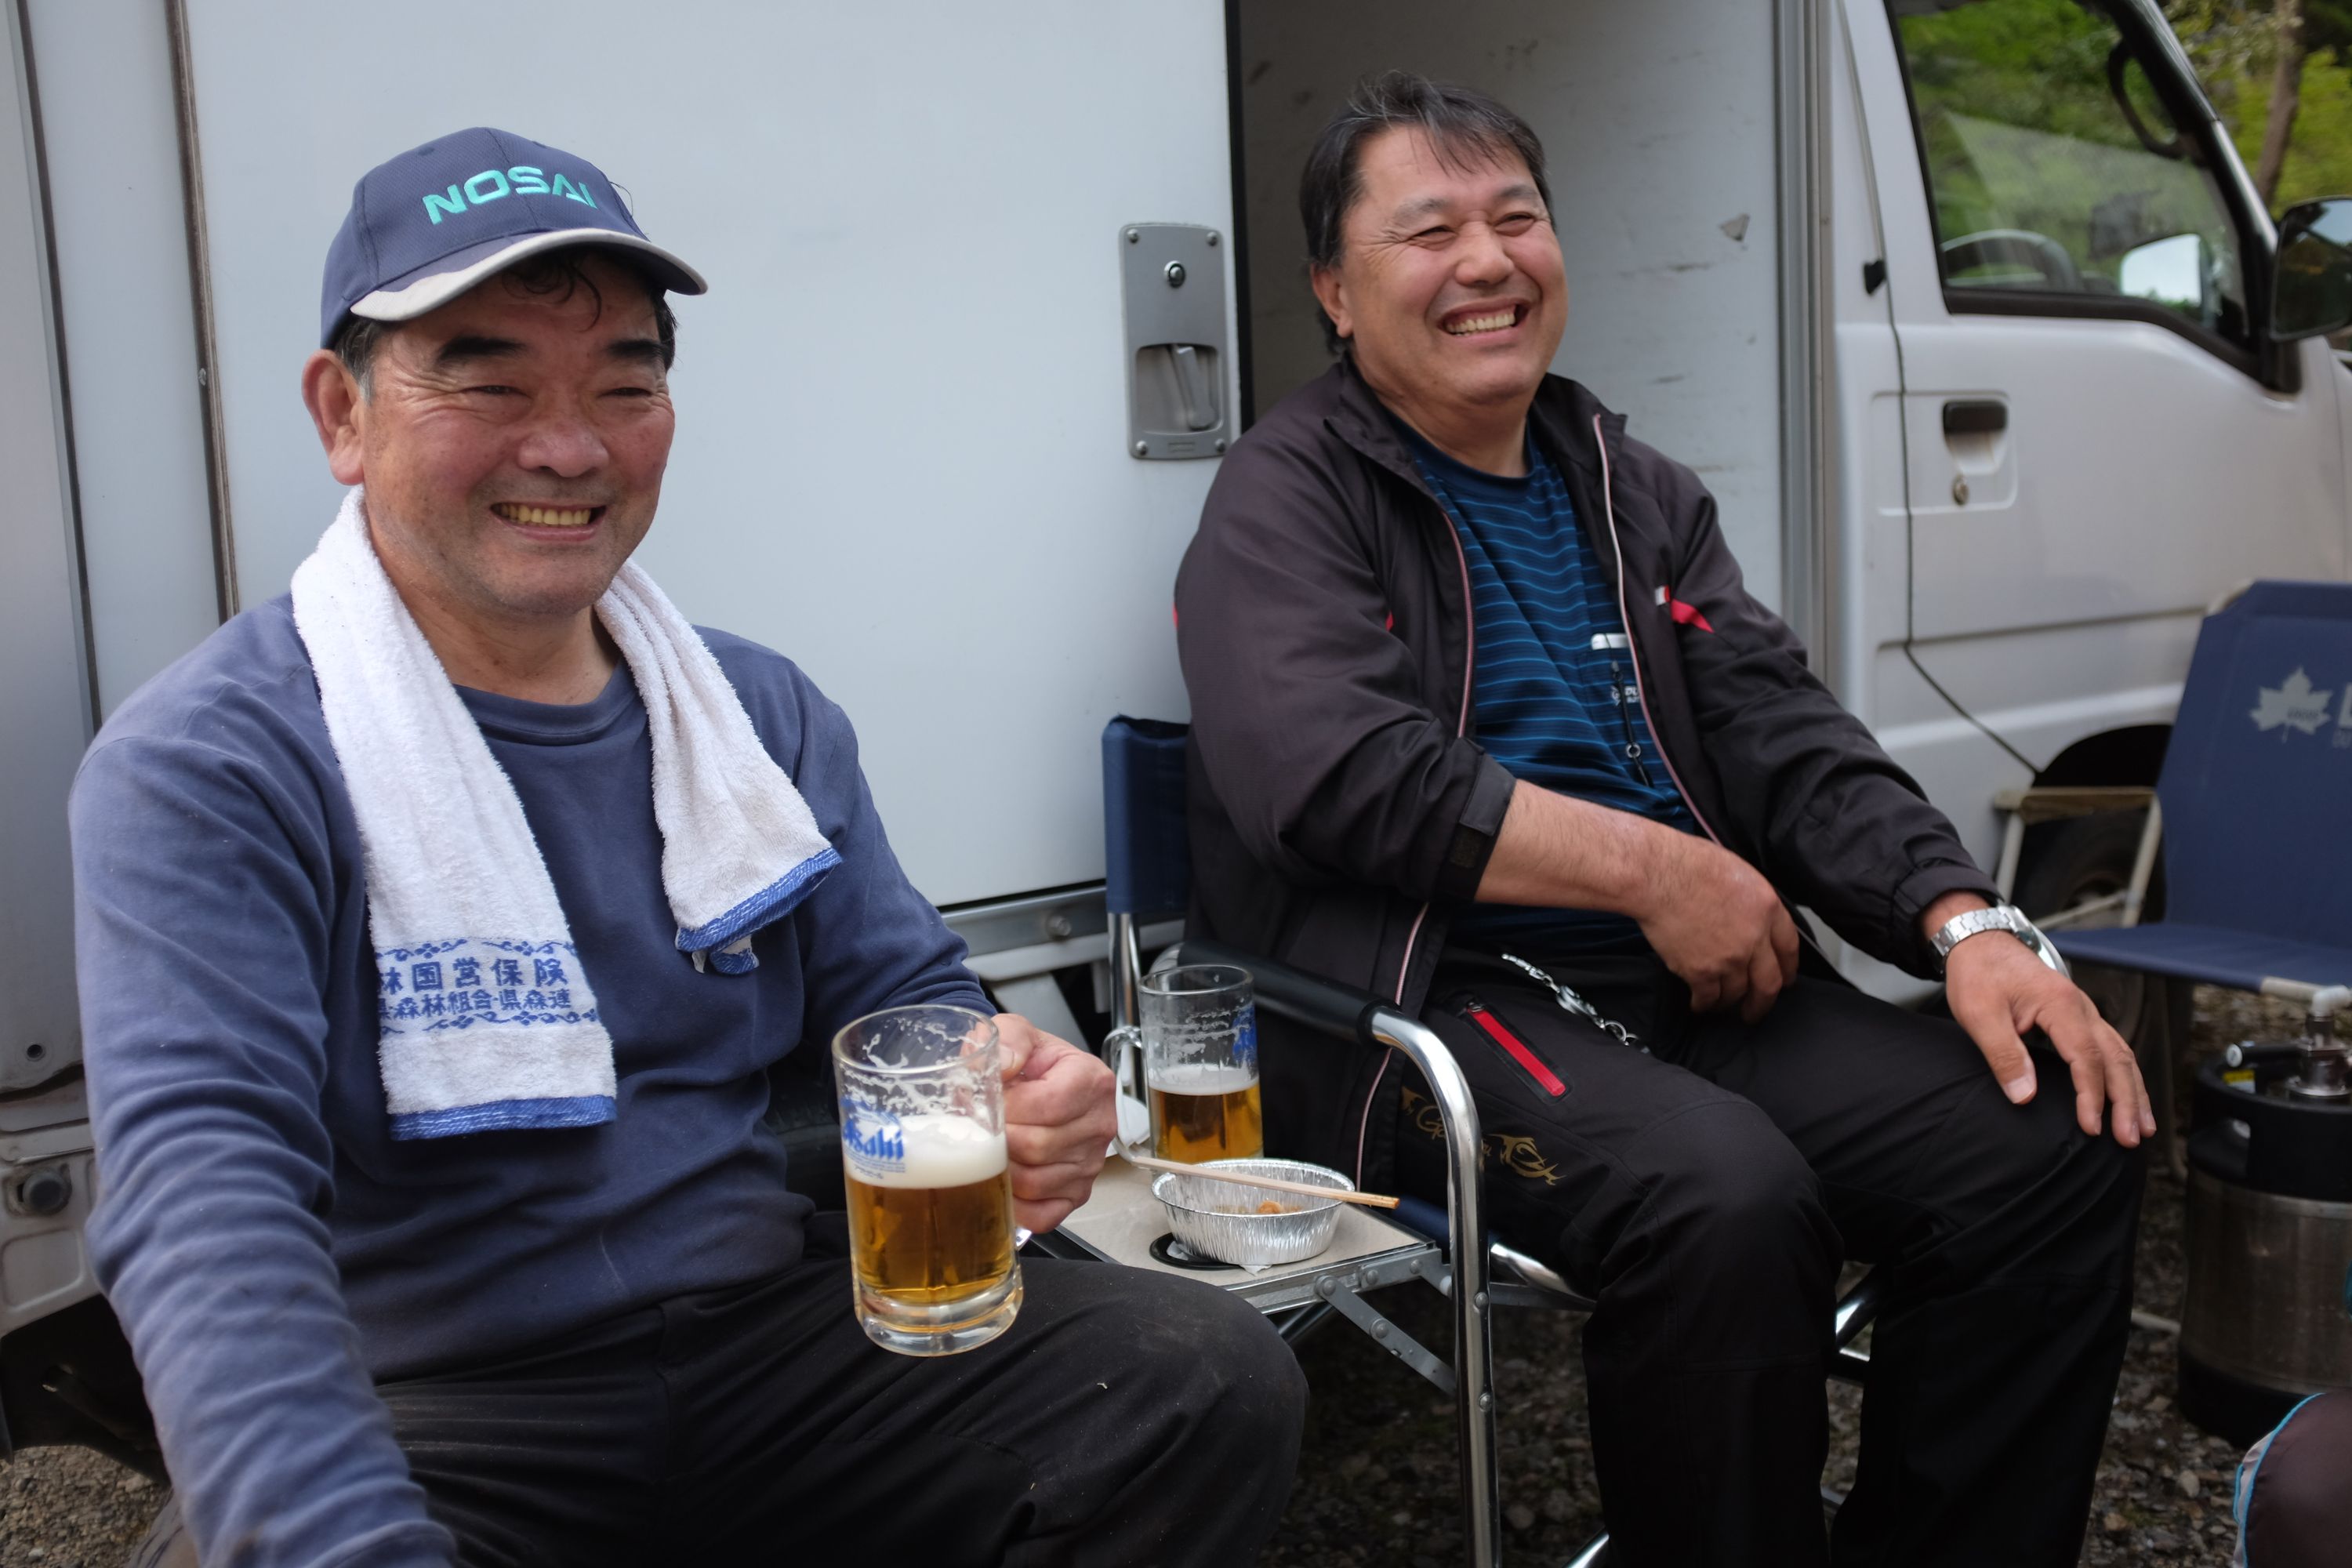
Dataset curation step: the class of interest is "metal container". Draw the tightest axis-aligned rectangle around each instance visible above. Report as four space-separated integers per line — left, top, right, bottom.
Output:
2181 1168 2352 1398
2180 1054 2352 1445
1150 1158 1350 1269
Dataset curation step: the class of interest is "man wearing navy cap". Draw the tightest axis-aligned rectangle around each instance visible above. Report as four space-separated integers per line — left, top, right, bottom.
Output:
71 128 1303 1567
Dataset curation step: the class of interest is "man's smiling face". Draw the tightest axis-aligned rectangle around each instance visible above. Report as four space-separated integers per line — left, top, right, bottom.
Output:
337 253 674 630
1311 126 1567 431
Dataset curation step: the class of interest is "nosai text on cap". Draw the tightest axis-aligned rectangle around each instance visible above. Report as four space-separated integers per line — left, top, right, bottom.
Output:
319 125 706 350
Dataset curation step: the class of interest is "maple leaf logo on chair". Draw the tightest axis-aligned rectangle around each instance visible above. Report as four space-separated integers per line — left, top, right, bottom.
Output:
2249 668 2335 736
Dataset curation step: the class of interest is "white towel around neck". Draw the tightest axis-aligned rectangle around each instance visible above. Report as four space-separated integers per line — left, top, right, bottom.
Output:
290 489 839 1139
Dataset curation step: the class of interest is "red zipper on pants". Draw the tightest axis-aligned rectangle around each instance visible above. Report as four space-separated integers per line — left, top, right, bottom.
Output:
1465 1002 1566 1097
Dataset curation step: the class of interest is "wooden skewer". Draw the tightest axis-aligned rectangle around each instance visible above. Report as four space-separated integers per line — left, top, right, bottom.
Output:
1122 1149 1402 1210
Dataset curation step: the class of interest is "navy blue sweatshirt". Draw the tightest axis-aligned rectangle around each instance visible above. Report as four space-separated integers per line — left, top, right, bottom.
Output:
69 597 986 1567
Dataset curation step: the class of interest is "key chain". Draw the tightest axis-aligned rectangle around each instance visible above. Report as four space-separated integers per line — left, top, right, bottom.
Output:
1498 953 1646 1052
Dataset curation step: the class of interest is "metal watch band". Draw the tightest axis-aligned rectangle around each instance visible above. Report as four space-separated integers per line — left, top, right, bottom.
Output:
1931 904 2071 979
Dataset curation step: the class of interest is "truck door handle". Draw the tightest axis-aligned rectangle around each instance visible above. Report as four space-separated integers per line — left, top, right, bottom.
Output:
1164 343 1219 432
1942 399 2007 437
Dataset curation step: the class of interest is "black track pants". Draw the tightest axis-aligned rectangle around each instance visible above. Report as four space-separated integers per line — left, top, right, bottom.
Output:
136 1216 1306 1567
1387 950 2143 1568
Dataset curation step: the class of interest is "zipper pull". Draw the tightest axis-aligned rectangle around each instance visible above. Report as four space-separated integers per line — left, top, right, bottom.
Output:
1610 659 1656 786
1462 1000 1568 1097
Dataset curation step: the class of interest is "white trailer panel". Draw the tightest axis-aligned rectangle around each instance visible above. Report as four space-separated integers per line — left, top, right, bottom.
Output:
1236 0 1790 608
176 0 1238 909
21 0 220 720
0 2 95 1085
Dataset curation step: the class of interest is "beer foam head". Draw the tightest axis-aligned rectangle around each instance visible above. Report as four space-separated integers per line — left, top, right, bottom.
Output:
1146 1062 1261 1095
848 1110 1008 1189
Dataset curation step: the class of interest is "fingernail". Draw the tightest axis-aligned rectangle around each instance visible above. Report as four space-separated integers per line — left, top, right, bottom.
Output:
2003 1074 2034 1104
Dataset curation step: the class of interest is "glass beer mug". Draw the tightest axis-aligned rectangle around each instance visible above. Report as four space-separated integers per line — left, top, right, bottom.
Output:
833 1005 1022 1356
1139 964 1265 1163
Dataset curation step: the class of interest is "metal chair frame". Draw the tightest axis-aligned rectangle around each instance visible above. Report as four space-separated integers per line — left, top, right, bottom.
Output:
1080 909 1882 1567
1990 785 2163 935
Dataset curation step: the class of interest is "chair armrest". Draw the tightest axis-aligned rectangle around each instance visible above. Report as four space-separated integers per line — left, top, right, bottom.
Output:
1181 938 1385 1048
1178 937 1501 1555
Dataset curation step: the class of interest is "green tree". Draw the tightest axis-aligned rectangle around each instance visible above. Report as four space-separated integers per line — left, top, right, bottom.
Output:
2169 0 2352 210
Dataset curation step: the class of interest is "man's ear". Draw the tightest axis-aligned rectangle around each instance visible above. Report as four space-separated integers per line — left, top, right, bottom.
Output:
300 350 368 487
1308 262 1353 344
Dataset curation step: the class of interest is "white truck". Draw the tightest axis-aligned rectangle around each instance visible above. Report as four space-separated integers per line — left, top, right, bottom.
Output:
2 0 2344 1473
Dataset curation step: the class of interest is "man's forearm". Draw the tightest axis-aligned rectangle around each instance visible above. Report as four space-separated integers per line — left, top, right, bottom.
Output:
1478 779 1801 1016
1472 779 1678 916
1486 782 1998 935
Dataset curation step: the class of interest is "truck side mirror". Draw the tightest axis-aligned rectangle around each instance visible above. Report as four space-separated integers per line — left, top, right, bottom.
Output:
2118 232 2208 316
2270 197 2352 341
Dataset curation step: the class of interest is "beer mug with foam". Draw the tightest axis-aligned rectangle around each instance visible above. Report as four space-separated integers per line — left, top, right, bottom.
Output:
832 1005 1022 1356
1139 964 1265 1163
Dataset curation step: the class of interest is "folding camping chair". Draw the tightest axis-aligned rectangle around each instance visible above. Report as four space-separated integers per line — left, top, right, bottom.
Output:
2049 582 2352 1090
2043 582 2352 1442
1047 717 1882 1568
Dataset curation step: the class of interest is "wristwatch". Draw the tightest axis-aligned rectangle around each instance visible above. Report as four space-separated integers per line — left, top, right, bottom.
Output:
1929 902 2071 979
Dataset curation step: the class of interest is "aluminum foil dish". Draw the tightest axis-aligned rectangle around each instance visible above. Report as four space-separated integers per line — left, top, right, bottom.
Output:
1149 1158 1352 1269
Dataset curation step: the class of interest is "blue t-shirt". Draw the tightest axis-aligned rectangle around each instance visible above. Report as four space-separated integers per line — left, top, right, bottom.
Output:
1396 421 1695 953
71 597 985 1568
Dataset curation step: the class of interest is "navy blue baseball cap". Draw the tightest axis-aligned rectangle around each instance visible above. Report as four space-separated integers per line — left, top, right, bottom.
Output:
319 126 706 348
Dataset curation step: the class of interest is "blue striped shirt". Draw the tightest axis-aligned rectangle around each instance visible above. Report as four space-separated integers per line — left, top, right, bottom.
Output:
1396 421 1694 954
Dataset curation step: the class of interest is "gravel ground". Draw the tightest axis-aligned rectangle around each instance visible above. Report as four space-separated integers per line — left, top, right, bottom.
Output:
0 988 2320 1567
0 1452 156 1567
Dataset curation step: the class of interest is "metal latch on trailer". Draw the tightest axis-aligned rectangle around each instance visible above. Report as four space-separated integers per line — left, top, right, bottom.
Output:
1120 223 1230 461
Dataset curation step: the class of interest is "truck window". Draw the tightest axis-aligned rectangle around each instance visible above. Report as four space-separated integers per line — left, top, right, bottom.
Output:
1889 0 2250 350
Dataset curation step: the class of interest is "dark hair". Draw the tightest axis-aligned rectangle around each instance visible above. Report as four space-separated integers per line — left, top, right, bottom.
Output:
1298 71 1553 354
332 245 679 392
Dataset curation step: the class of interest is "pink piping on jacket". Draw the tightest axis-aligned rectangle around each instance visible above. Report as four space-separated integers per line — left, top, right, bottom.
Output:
1595 414 1727 849
1352 495 1479 1185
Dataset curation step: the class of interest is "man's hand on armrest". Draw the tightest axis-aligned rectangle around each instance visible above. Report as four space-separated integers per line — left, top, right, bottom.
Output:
1476 781 1798 1021
1928 892 2154 1148
995 1015 1116 1233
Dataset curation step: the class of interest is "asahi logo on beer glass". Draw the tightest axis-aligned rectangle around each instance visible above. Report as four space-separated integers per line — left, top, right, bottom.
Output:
1140 964 1265 1165
832 1006 1022 1356
840 1102 908 1174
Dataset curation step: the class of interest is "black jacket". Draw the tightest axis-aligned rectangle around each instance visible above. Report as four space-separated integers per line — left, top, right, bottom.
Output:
1174 362 1998 1175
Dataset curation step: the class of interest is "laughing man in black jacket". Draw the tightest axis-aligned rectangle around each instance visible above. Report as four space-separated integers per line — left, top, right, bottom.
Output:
1176 73 2149 1568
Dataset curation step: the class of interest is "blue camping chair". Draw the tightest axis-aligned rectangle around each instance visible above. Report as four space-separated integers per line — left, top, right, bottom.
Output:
1091 717 1879 1568
2047 583 2352 1446
2053 583 2352 1061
